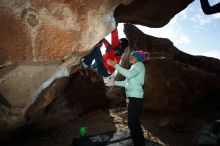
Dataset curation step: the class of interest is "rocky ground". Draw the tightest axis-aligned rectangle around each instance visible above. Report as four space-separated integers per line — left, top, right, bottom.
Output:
1 103 215 146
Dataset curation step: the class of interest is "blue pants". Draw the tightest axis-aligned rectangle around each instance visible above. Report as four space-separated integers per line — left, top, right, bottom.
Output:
128 97 145 146
83 47 110 77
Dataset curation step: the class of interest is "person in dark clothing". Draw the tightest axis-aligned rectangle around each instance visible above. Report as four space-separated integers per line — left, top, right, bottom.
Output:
82 41 109 77
200 0 220 15
82 28 128 77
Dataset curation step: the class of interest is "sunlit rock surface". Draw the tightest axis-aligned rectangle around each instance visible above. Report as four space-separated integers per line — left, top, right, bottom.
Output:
0 0 129 64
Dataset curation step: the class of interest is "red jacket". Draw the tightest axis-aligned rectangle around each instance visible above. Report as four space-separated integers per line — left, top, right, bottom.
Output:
102 28 122 74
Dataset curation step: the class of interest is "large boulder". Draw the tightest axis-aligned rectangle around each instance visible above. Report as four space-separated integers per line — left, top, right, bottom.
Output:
115 0 194 27
0 0 132 65
0 0 131 130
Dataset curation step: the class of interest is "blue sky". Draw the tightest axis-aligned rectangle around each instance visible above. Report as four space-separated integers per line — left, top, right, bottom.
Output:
113 0 220 59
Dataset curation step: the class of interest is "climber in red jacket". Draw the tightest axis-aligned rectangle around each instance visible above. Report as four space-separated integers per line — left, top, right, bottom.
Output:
82 27 128 77
102 28 128 74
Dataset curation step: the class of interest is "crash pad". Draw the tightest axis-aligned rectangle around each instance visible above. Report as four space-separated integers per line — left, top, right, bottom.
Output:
72 130 162 146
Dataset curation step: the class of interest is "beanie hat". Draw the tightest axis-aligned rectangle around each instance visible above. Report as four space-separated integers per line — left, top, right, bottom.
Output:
119 38 128 49
131 50 150 62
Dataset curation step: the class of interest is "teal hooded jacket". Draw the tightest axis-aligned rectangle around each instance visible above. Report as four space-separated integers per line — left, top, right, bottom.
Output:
115 61 146 98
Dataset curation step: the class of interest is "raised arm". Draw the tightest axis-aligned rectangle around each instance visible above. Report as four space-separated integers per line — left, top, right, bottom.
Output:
115 81 126 87
103 38 111 52
111 28 120 49
115 64 140 79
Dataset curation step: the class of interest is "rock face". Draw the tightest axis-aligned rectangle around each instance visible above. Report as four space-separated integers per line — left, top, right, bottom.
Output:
0 0 130 64
0 0 131 130
26 69 107 124
115 0 194 27
116 24 220 112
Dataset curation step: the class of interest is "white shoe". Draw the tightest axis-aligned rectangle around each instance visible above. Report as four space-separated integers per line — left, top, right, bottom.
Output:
81 58 89 68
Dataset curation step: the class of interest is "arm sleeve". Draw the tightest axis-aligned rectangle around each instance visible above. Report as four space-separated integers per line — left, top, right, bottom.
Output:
111 28 120 49
115 64 140 79
200 0 220 14
103 39 110 49
115 81 125 87
103 39 111 52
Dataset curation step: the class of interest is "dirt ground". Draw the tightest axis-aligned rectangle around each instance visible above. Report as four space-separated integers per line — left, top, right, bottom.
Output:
1 105 211 146
67 107 204 146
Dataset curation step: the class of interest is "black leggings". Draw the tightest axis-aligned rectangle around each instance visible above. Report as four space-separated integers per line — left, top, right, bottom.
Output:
128 97 145 146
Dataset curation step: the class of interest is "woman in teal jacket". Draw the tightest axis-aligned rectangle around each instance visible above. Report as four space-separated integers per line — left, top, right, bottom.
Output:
107 50 149 146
